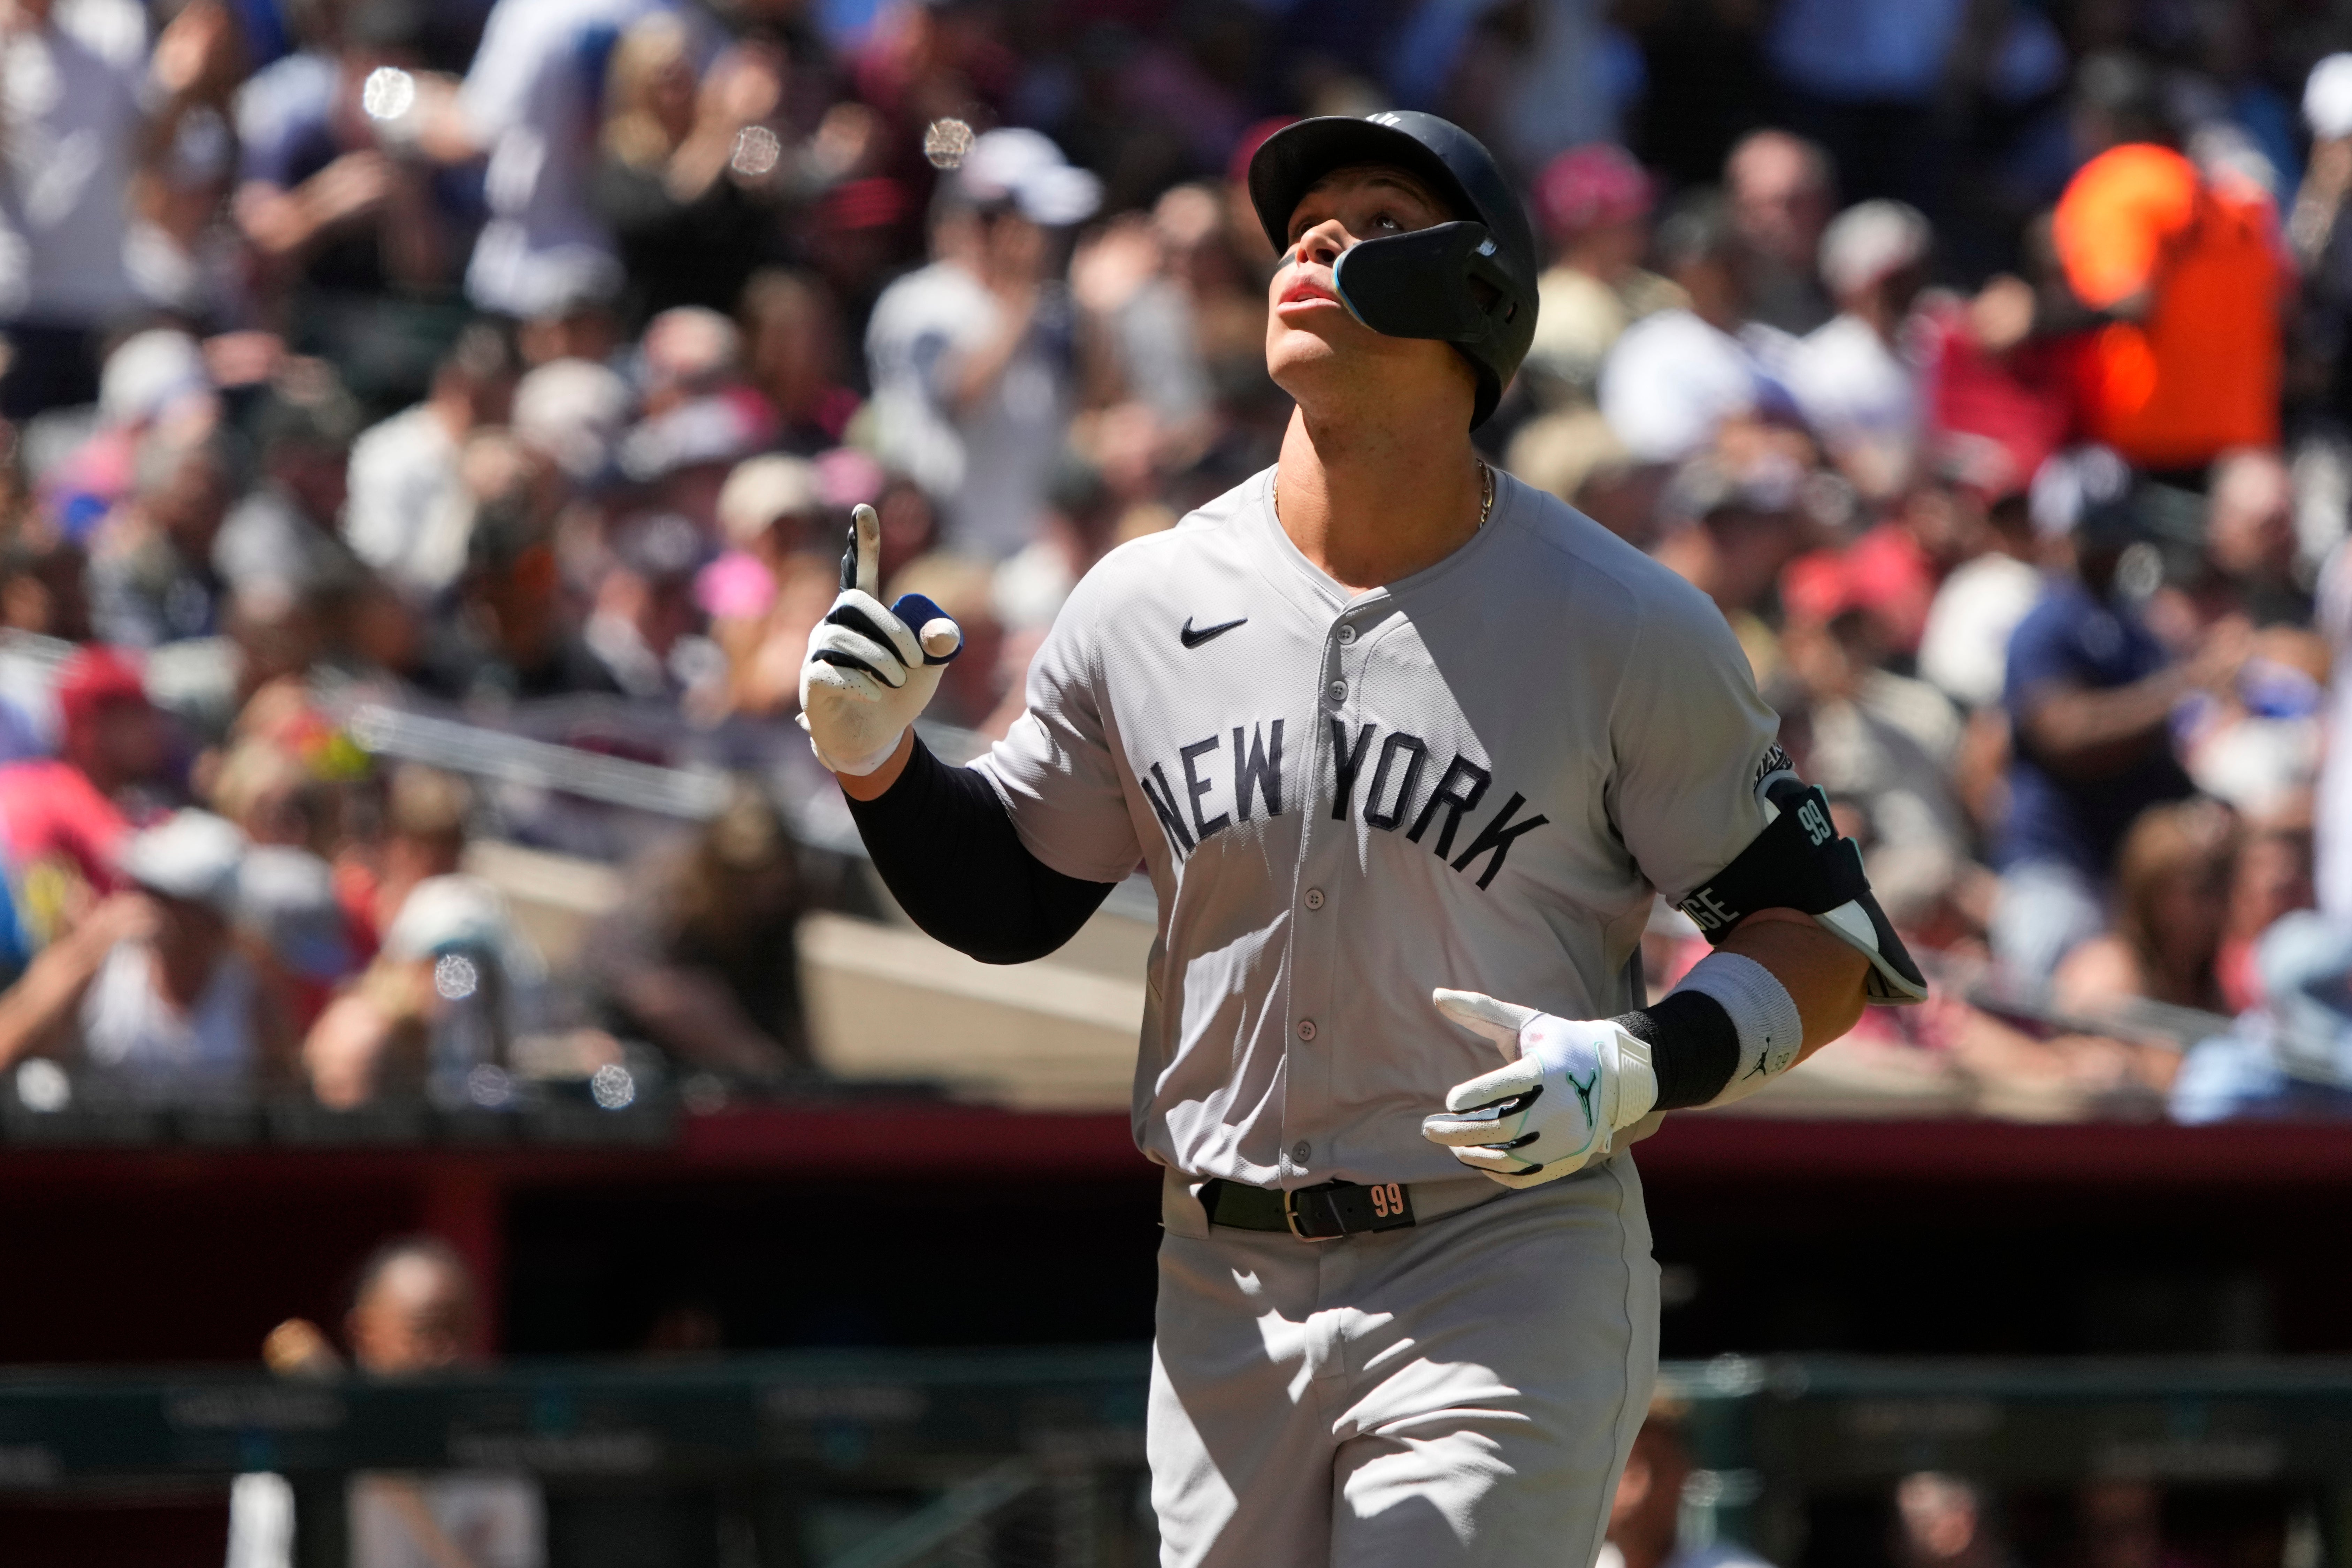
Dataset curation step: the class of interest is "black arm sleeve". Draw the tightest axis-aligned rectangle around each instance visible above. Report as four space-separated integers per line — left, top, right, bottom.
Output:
843 735 1121 965
1613 989 1740 1110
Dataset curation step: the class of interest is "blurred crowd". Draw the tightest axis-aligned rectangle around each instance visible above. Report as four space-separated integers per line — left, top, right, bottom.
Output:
9 0 2352 1122
1595 1400 2288 1568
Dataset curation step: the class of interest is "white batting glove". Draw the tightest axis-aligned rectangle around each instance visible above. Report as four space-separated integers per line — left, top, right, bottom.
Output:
1419 989 1659 1189
798 502 963 775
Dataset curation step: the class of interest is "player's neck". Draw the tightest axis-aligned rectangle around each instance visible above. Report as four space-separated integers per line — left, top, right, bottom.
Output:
1273 406 1485 595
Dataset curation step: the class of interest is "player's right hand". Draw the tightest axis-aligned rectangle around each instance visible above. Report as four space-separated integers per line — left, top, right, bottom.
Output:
798 503 963 776
1419 989 1659 1189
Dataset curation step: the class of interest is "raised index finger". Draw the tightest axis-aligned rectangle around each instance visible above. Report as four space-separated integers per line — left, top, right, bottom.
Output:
842 503 882 597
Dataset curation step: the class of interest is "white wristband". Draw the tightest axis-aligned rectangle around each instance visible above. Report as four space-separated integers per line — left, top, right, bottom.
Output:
1669 951 1803 1107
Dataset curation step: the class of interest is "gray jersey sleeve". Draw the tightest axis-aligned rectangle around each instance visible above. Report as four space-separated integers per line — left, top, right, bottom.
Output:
972 574 1146 885
1606 576 1785 903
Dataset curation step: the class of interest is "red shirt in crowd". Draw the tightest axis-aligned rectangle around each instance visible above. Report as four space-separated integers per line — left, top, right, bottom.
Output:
0 759 133 894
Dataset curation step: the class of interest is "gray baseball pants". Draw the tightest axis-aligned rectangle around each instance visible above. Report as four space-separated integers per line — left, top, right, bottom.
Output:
1148 1155 1661 1567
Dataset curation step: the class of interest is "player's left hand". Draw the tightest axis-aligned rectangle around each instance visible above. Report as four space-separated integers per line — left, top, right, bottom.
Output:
1420 990 1658 1189
798 503 963 775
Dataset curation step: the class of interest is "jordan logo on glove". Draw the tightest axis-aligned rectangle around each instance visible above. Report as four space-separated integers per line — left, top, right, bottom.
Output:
1419 989 1659 1189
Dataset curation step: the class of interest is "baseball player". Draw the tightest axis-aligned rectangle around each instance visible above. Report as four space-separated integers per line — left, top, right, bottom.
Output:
803 112 1925 1567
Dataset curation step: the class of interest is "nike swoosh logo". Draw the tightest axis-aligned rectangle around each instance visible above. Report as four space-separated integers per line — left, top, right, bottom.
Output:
1180 616 1247 649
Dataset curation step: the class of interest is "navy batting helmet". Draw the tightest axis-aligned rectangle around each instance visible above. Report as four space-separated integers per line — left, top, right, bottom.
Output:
1248 111 1540 429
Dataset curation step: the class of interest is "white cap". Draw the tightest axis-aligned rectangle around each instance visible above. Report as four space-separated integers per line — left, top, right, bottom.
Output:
2308 53 2352 141
958 128 1102 226
1818 200 1932 299
383 874 511 960
641 306 742 393
99 330 210 428
512 358 632 482
118 810 246 911
717 454 824 544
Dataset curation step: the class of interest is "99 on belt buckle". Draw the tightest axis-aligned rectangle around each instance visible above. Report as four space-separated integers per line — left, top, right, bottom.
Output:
1283 1178 1418 1240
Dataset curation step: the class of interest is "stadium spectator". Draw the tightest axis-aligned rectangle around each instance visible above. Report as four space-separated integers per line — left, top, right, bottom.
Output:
0 643 170 909
2200 448 2307 627
1773 565 1970 930
0 0 164 416
738 268 863 455
1648 448 1817 667
229 1237 545 1568
2054 799 2237 1020
577 511 717 700
343 323 521 603
1786 200 1932 499
591 16 788 327
86 420 239 648
0 809 293 1097
236 840 355 1032
1509 144 1672 501
1894 1473 2019 1568
582 779 812 1078
697 453 825 715
212 371 368 609
37 326 219 546
231 0 465 357
1723 129 1834 335
344 1241 547 1567
403 445 602 705
2037 63 2284 476
1143 181 1278 445
1596 1397 1775 1568
1524 144 1678 411
128 0 245 324
303 765 542 1107
2216 808 2316 1014
2172 909 2352 1122
2290 54 2352 430
1917 484 2047 713
424 0 667 319
2177 624 2327 819
1991 449 2218 984
1599 193 1787 464
865 127 1100 560
507 352 631 488
1068 208 1212 437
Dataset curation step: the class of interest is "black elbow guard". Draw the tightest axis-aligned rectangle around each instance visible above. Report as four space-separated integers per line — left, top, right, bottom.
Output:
1673 770 1929 1005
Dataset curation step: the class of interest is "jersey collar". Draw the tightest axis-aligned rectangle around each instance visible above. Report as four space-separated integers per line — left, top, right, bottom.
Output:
1247 462 1521 621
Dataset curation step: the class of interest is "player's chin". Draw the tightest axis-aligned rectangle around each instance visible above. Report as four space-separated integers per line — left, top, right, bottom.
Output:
1265 323 1371 396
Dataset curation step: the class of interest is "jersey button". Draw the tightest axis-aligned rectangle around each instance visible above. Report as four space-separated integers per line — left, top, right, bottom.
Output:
1335 624 1357 645
1303 887 1325 911
1296 1018 1318 1042
1325 680 1347 704
1291 1140 1312 1164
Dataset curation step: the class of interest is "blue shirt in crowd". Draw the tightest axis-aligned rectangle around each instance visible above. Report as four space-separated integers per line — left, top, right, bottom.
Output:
1998 578 2193 876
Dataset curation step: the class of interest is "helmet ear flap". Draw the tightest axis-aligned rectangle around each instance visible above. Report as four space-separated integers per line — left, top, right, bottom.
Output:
1331 220 1517 424
1332 221 1501 343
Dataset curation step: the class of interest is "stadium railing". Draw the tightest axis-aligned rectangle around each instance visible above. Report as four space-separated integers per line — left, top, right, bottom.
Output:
3 1351 2350 1567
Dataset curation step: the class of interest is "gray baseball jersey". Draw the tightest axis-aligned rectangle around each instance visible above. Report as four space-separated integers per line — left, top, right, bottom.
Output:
974 464 1782 1188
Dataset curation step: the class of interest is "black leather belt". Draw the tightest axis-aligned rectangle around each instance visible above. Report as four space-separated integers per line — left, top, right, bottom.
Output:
1201 1177 1418 1240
